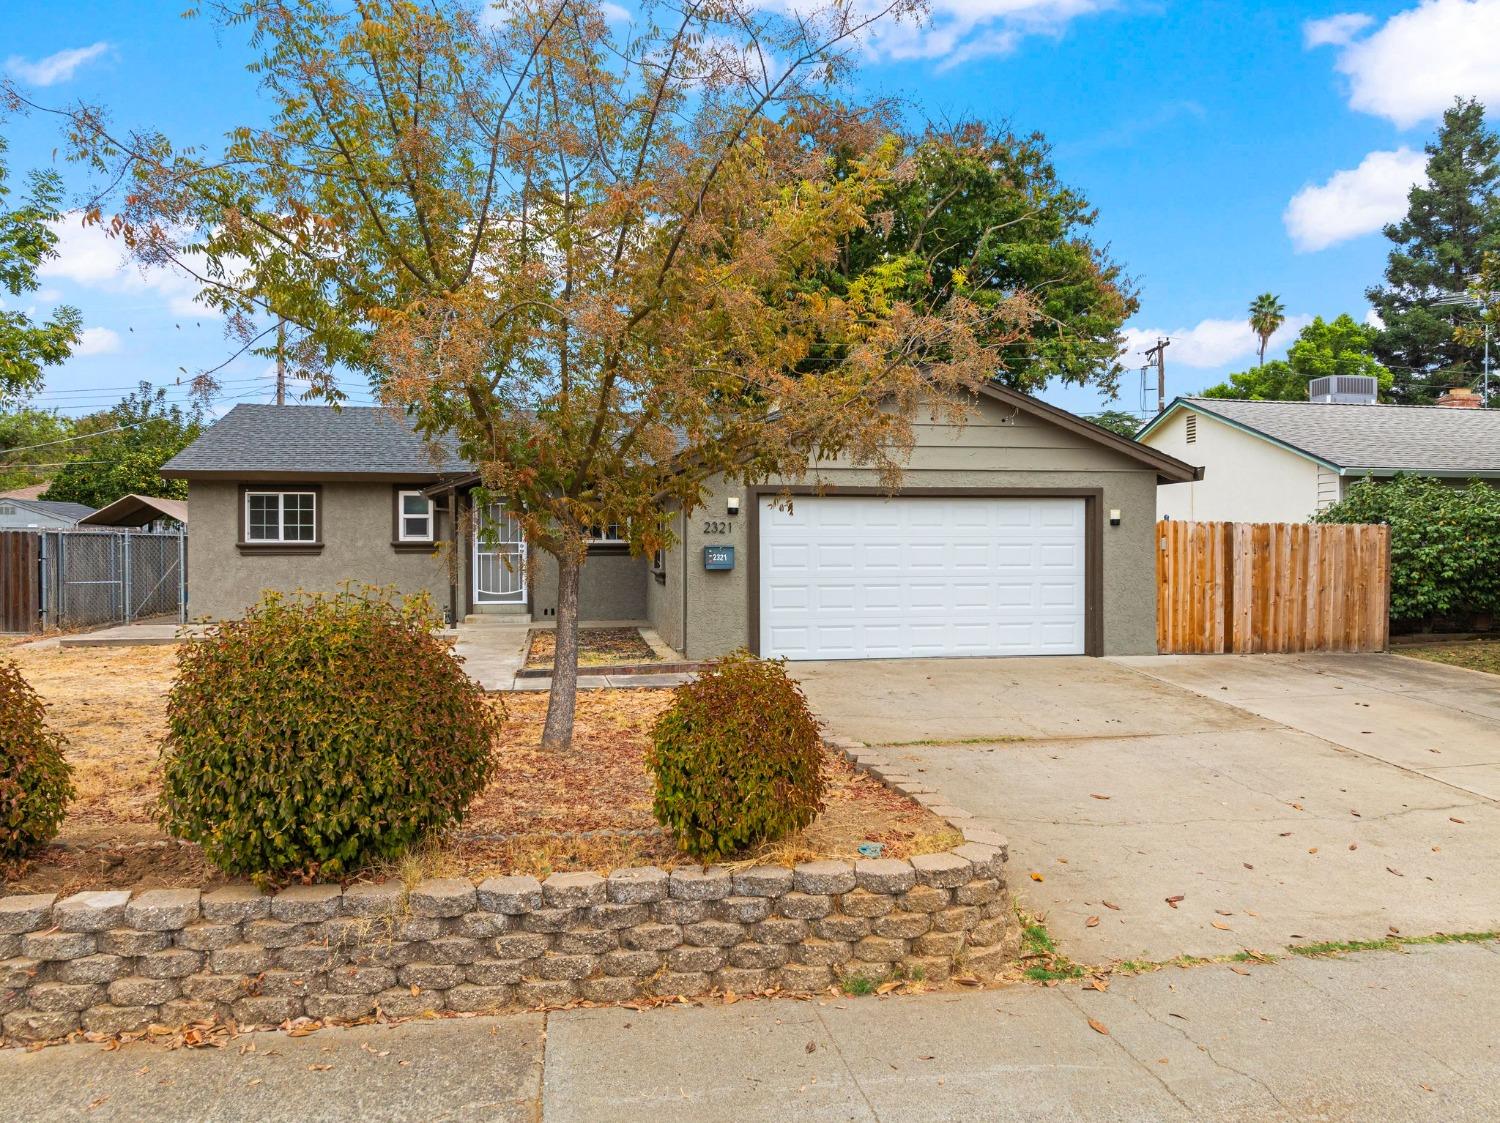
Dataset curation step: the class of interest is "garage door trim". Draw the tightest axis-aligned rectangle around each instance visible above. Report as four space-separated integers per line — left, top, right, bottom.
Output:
747 486 1105 659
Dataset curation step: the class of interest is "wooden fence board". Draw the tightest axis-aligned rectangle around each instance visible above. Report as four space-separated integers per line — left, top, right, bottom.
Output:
0 531 41 634
1156 520 1389 655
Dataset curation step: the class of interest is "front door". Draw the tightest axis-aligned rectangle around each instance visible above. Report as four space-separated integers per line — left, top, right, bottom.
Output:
473 501 527 604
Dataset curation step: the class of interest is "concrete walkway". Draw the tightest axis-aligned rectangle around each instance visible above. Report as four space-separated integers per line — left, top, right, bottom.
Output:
3 941 1495 1121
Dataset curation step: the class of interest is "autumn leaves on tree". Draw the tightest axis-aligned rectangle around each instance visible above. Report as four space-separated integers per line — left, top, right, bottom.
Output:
20 0 1132 747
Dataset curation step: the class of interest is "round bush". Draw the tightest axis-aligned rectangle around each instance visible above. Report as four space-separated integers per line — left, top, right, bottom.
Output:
0 658 74 863
647 651 825 859
159 588 500 879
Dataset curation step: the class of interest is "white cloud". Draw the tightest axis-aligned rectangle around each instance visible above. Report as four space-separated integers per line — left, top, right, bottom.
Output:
1283 148 1428 252
1120 315 1313 370
4 42 110 87
74 326 122 356
1303 12 1374 47
1309 0 1500 128
1365 307 1386 329
39 213 204 317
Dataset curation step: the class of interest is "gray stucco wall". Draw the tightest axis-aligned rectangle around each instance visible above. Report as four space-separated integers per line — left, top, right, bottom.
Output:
530 549 649 622
186 480 452 620
645 395 1166 659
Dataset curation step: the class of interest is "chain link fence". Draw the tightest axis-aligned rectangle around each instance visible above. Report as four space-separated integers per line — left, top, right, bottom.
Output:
35 528 188 631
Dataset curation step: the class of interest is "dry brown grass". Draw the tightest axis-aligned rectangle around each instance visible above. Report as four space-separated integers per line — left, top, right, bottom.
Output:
3 646 957 894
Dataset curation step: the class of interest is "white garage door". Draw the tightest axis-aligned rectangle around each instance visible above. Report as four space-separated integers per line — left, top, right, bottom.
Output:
759 495 1086 660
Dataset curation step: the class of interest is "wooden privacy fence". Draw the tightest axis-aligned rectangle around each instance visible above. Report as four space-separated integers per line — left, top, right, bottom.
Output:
0 531 41 633
1156 520 1390 654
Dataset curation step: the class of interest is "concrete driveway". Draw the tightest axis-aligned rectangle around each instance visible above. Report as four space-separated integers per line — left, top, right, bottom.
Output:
792 653 1500 964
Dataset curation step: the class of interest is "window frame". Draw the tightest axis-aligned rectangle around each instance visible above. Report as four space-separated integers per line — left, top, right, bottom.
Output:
237 485 322 553
395 488 436 544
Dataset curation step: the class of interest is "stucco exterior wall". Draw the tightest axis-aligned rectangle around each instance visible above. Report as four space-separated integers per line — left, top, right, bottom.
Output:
1143 409 1324 523
185 480 451 620
530 549 649 622
648 395 1167 659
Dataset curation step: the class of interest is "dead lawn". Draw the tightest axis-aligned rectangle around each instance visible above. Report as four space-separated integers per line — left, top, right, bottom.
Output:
524 627 658 669
3 644 957 895
1402 638 1500 676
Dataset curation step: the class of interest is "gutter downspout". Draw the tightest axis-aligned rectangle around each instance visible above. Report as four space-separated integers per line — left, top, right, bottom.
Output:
681 504 689 659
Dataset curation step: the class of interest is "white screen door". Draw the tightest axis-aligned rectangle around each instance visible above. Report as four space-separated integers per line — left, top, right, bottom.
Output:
474 502 527 603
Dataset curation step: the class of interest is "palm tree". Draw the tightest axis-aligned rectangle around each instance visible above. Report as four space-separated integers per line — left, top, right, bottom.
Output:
1249 293 1286 367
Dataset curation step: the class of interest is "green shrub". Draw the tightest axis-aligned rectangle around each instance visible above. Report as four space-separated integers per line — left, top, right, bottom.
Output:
1317 476 1500 625
647 651 825 860
159 587 499 880
0 658 73 863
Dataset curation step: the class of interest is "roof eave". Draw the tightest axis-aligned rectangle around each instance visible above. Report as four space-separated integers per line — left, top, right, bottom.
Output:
1145 399 1347 473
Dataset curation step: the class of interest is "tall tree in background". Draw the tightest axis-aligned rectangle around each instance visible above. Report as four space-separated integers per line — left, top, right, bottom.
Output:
40 0 1054 749
1201 314 1391 401
1084 409 1142 438
1368 98 1500 403
1248 292 1285 367
0 406 73 491
0 136 82 402
829 121 1137 395
42 383 201 508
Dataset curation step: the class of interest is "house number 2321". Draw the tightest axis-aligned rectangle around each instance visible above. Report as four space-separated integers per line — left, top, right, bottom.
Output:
702 520 732 535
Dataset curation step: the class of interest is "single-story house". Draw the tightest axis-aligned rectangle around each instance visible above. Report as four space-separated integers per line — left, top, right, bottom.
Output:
1138 391 1500 523
0 496 96 530
161 386 1198 660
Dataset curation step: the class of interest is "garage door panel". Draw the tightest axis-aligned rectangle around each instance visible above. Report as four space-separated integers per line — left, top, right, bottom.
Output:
759 495 1087 660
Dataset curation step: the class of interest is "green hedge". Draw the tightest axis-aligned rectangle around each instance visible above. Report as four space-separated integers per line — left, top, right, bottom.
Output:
1316 475 1500 625
158 587 499 880
0 658 74 862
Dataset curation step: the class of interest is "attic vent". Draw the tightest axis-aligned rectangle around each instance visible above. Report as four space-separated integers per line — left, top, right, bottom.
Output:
1184 412 1197 444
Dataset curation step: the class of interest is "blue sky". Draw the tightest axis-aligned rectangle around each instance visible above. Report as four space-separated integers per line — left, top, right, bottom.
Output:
3 0 1498 423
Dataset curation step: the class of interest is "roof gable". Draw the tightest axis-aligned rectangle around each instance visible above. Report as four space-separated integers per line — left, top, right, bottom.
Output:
1140 397 1500 476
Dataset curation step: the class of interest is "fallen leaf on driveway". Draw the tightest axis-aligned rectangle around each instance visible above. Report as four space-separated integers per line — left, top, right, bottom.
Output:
723 990 739 1005
1420 1083 1434 1093
1086 916 1100 927
1387 867 1404 877
1102 901 1121 911
1215 909 1233 916
1290 802 1304 810
1211 920 1232 931
1089 793 1111 800
1308 847 1318 854
1165 895 1185 909
1451 817 1466 824
1085 977 1109 992
307 1064 333 1072
1229 965 1250 976
1349 843 1358 850
1029 871 1045 882
1087 1018 1110 1035
876 981 901 995
1243 863 1254 870
805 1041 817 1054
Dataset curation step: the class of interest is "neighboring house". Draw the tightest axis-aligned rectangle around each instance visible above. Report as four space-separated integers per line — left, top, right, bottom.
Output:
0 496 97 529
162 388 1198 660
1138 390 1500 523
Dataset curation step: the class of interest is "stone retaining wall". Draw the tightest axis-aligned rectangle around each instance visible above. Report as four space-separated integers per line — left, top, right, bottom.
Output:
2 734 1016 1044
1 847 1012 1043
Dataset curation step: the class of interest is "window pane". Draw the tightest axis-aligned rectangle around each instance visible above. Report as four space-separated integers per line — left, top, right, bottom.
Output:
402 493 428 516
402 515 430 539
283 493 315 541
247 494 278 540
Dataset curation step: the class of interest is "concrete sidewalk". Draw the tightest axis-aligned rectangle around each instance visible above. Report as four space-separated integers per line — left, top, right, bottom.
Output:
3 941 1496 1121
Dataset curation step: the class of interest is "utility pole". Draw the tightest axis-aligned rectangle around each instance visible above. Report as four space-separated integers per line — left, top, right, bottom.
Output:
275 318 287 406
1143 337 1170 412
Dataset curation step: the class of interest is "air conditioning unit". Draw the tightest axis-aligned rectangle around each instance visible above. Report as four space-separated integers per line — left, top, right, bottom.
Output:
1309 375 1378 404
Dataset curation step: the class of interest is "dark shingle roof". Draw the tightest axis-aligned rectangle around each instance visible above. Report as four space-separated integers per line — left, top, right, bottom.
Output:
1175 397 1500 474
161 404 474 479
3 498 96 521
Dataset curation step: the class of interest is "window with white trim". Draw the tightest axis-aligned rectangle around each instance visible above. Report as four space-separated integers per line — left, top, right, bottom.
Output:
245 490 317 543
587 522 625 543
397 490 435 541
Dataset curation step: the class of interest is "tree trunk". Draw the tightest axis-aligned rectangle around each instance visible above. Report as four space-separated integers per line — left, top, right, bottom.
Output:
1258 337 1266 367
541 547 582 750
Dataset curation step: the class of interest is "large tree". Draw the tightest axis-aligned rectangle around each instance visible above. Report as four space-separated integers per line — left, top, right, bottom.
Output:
42 383 201 508
1200 314 1391 401
35 0 1051 748
1367 98 1500 403
0 406 73 491
827 121 1137 395
0 136 82 402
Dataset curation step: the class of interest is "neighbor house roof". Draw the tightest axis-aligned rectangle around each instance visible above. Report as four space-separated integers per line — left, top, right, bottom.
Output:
0 484 47 501
161 404 475 481
78 494 189 527
0 496 96 522
1139 397 1500 477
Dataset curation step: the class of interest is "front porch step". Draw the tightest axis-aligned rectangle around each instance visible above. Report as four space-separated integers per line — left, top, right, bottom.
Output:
464 606 529 622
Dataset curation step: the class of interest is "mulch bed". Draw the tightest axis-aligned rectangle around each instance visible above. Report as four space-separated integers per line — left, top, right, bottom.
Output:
525 627 658 669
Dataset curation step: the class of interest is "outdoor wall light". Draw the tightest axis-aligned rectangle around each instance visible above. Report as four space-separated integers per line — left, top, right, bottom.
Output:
1109 508 1122 526
727 496 742 516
